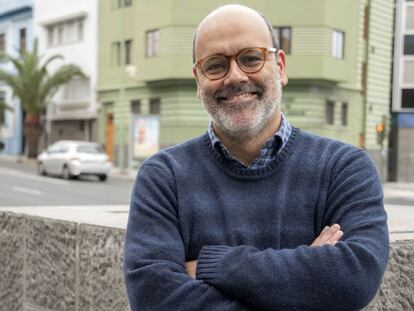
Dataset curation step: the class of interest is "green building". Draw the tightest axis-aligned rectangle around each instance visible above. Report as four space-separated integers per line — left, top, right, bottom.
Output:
97 0 394 176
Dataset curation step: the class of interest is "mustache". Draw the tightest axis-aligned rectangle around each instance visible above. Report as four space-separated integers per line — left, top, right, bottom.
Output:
213 83 264 100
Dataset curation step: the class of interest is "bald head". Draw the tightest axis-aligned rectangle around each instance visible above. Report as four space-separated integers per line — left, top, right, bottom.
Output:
192 4 278 63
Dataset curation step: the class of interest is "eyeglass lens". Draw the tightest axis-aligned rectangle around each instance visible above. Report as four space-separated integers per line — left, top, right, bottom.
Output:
202 48 266 79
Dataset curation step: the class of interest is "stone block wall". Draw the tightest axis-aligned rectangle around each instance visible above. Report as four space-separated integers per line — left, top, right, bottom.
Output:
364 240 414 310
1 211 414 311
0 212 129 311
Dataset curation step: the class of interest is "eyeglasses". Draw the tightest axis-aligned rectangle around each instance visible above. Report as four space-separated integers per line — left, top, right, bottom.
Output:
194 47 277 80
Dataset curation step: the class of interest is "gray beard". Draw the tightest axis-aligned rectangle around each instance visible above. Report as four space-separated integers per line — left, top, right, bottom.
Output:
200 75 283 143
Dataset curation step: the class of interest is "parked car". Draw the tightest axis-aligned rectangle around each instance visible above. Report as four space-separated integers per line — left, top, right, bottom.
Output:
37 140 112 181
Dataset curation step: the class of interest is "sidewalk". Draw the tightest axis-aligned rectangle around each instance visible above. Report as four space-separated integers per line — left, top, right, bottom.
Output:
0 153 137 180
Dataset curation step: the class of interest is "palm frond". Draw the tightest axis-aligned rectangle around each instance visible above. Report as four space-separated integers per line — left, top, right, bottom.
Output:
40 54 63 73
39 65 86 104
0 38 85 115
0 69 23 100
0 99 13 112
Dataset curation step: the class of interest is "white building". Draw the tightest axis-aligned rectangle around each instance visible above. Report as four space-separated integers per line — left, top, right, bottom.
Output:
33 0 98 143
0 0 33 155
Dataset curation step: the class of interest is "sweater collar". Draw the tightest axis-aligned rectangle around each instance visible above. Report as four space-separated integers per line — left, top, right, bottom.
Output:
207 113 292 169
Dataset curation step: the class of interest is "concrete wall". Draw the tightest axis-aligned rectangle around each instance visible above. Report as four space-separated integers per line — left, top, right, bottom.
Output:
1 211 413 311
0 212 128 311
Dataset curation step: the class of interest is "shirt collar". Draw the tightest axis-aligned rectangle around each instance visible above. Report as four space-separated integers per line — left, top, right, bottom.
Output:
207 112 292 164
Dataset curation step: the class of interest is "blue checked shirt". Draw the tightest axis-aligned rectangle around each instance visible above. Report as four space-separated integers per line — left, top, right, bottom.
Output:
208 113 292 169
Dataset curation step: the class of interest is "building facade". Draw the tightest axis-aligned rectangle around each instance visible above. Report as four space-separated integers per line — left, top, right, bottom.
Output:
33 0 99 146
0 0 33 155
389 0 414 181
97 0 394 174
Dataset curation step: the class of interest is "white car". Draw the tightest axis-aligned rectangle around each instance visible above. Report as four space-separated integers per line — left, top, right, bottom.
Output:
37 140 112 181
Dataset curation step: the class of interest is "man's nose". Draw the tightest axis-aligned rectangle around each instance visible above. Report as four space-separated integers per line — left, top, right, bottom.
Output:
223 59 249 85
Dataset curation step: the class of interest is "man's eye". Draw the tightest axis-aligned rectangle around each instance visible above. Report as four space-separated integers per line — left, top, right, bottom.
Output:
239 55 262 67
204 62 227 73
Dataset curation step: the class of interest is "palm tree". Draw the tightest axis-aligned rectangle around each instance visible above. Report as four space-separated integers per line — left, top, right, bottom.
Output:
0 99 12 111
0 39 85 158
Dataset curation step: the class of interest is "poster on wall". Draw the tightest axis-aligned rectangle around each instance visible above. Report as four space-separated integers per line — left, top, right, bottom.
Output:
132 115 159 158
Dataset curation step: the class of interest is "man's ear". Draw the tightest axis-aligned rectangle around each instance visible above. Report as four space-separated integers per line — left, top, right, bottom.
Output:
193 67 202 99
192 66 199 83
196 87 201 100
276 49 288 86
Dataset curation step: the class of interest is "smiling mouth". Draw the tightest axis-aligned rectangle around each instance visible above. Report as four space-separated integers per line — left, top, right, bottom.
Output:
217 92 258 103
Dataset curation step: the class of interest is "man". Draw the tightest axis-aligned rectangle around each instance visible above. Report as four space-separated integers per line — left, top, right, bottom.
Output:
124 4 389 311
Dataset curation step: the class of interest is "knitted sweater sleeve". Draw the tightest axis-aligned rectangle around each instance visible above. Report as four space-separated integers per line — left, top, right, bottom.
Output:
123 160 255 311
196 149 389 311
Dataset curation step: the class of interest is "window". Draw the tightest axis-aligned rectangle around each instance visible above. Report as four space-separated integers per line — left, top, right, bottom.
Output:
62 77 90 102
0 33 5 54
46 18 84 46
149 98 161 114
0 92 5 125
332 30 345 59
111 40 132 66
57 24 64 44
0 109 4 125
404 60 414 84
341 103 348 126
407 6 414 31
113 0 132 9
325 100 335 125
77 19 84 41
404 35 414 55
47 27 53 46
125 40 132 65
146 30 160 57
131 100 141 114
402 89 414 108
19 28 26 51
273 27 291 54
111 42 121 66
67 20 77 42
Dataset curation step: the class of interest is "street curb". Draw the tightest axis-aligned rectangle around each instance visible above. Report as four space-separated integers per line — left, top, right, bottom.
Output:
0 154 37 166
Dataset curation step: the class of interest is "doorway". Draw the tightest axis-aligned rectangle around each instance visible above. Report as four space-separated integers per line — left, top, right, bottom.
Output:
105 113 115 161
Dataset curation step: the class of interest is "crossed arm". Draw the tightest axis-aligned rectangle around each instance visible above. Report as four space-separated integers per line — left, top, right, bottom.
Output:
185 224 344 278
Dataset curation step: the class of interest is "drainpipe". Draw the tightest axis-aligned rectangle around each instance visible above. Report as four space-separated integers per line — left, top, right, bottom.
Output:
118 5 127 173
360 0 371 149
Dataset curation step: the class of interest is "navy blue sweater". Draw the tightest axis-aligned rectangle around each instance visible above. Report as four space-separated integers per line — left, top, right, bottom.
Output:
124 128 389 311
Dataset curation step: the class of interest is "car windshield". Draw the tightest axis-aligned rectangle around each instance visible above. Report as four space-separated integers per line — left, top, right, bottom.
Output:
76 144 104 154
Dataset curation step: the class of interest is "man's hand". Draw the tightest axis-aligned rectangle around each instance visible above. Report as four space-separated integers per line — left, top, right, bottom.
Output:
311 224 343 247
185 260 198 278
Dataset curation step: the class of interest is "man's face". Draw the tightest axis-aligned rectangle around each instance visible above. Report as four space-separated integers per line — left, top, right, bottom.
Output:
193 9 287 139
198 65 283 139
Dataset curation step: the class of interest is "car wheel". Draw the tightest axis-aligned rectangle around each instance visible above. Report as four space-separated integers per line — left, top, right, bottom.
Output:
62 165 72 180
98 174 107 182
37 162 47 176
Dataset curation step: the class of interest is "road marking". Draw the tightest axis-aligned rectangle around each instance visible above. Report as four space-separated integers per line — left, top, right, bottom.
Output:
12 186 42 196
0 167 69 186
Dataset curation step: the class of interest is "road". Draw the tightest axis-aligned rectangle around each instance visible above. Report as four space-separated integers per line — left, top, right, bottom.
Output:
1 157 414 240
0 158 134 207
